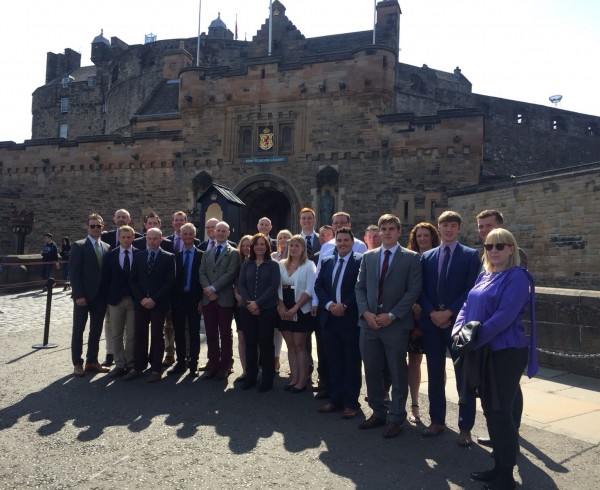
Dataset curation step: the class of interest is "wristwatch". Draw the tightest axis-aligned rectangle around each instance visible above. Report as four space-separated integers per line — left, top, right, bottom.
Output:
388 312 396 321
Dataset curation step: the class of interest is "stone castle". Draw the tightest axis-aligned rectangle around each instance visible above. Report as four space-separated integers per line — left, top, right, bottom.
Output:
1 0 599 288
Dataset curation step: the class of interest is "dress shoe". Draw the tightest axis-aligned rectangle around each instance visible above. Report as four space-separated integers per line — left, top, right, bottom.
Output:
161 356 175 367
471 468 497 482
457 430 473 447
214 370 230 381
422 423 446 437
188 366 198 378
241 379 257 390
341 408 359 419
383 422 404 439
289 386 307 394
483 469 516 490
101 354 114 367
477 435 493 447
358 415 387 430
167 363 187 376
258 382 273 393
84 362 110 373
234 374 247 383
108 367 128 378
198 363 210 371
73 365 85 377
283 384 294 391
314 390 329 400
200 370 217 380
147 371 162 383
318 403 342 413
122 369 142 381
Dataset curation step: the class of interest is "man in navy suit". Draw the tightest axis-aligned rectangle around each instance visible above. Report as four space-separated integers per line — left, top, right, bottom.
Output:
420 210 480 446
132 212 174 253
69 213 110 377
124 228 175 383
103 225 138 378
164 210 201 253
168 222 204 378
299 207 321 264
314 227 362 420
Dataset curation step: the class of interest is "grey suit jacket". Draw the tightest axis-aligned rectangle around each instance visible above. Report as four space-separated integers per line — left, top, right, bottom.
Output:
69 237 110 302
199 243 240 307
355 245 422 330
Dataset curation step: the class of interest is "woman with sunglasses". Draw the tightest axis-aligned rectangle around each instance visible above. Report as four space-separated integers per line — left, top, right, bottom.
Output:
453 229 538 490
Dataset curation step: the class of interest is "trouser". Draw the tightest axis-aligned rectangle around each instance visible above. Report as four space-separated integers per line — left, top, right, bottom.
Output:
241 307 276 385
133 307 168 373
71 297 107 366
108 296 135 369
172 294 201 368
203 301 233 372
163 308 175 357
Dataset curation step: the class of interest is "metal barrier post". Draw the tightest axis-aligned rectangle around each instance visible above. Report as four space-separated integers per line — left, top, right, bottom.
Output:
32 277 58 349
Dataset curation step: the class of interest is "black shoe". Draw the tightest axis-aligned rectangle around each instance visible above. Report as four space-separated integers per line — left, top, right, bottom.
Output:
167 363 187 376
258 382 273 393
471 468 497 482
283 384 294 391
289 386 307 394
314 390 329 399
241 380 257 390
477 436 493 448
101 354 114 367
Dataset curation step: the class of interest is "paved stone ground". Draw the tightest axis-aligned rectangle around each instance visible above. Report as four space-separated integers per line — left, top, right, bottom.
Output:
1 289 599 489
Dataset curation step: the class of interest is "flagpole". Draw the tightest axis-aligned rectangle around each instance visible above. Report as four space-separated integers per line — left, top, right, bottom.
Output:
196 0 202 66
373 0 376 45
268 0 273 56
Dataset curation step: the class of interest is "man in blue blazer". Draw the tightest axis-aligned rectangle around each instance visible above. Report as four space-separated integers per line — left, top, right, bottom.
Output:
69 213 110 376
356 214 422 438
314 227 362 419
420 210 480 446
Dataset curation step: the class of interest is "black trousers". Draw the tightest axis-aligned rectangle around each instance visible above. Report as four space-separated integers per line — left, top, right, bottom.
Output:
241 307 276 385
172 293 201 368
482 347 528 468
71 296 107 365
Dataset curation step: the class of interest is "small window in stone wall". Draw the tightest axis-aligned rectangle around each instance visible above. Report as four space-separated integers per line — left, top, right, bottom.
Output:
87 76 95 87
409 74 425 93
587 122 598 137
279 124 294 154
239 126 253 156
552 116 567 131
60 97 69 113
516 111 528 124
58 124 68 138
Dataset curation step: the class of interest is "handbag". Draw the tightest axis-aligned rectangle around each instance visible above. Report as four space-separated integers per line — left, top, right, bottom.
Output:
452 320 481 355
281 286 298 322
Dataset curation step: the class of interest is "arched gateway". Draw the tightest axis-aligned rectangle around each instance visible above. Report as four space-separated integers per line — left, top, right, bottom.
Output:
234 174 300 237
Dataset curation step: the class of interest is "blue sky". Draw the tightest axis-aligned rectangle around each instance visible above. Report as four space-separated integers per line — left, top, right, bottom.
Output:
1 0 598 143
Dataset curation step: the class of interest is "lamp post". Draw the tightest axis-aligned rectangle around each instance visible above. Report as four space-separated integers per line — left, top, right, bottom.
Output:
10 211 35 254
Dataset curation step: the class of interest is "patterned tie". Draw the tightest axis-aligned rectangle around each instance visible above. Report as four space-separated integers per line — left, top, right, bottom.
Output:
378 250 391 306
215 244 222 260
94 240 103 267
331 257 344 301
209 240 216 250
183 250 191 291
123 249 130 273
306 235 313 258
148 251 156 274
437 246 451 308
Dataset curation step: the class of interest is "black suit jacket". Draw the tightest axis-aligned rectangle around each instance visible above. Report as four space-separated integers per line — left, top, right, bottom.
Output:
304 232 322 264
199 239 237 251
172 248 204 305
133 235 174 253
129 248 176 311
101 229 143 250
314 251 362 328
69 237 110 302
103 246 139 306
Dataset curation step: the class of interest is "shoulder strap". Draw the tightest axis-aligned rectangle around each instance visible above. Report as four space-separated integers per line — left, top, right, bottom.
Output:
519 266 539 377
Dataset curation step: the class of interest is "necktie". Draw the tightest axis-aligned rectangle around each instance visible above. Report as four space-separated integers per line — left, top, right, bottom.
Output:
437 246 450 308
148 251 156 274
183 250 191 291
331 257 344 301
306 235 313 258
94 241 103 267
123 249 130 273
175 235 182 252
215 244 222 260
209 240 216 250
378 250 391 306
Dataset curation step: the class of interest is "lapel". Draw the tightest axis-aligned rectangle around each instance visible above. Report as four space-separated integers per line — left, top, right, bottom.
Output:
374 248 382 282
214 243 229 266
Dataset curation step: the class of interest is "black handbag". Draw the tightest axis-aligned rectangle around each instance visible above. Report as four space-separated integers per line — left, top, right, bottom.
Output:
452 321 481 355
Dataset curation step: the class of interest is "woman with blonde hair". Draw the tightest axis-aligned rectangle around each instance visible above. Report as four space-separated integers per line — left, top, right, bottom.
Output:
277 235 316 393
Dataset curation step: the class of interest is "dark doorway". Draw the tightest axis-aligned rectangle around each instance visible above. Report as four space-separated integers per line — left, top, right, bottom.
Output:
239 187 292 237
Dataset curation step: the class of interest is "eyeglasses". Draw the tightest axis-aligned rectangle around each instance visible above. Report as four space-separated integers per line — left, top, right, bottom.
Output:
89 224 103 229
484 243 509 251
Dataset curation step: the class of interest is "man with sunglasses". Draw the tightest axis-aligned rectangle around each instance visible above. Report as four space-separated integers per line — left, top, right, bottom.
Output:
419 211 480 446
475 209 527 450
69 213 110 377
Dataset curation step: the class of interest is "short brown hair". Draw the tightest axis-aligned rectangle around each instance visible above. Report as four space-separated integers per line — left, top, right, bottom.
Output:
335 226 354 241
87 213 104 225
437 210 462 225
118 225 135 236
476 209 504 224
377 214 401 229
144 211 161 225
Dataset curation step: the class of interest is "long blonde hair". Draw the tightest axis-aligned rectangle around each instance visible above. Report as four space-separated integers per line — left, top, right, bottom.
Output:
282 235 308 266
483 228 521 272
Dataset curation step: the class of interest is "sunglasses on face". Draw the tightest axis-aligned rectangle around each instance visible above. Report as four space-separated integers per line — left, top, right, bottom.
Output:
484 243 509 251
89 224 103 229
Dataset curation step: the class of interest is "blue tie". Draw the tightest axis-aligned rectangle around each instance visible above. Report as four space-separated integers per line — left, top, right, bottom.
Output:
183 250 191 291
331 257 344 301
215 244 222 260
437 246 450 308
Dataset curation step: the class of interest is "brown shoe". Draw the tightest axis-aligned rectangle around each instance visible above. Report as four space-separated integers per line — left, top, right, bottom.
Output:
122 369 142 381
318 403 342 413
147 371 162 383
84 362 110 373
73 365 85 377
358 415 387 430
161 356 175 367
341 407 358 419
422 423 446 437
108 367 127 378
383 422 404 439
457 430 473 447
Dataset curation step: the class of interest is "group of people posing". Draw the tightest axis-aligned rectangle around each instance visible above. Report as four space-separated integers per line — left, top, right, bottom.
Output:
67 206 537 490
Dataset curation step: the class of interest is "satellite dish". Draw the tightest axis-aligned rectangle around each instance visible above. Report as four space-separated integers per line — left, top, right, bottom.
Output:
549 95 563 107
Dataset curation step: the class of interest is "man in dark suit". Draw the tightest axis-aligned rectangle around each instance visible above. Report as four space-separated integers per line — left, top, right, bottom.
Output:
199 221 240 380
124 228 176 383
314 227 362 419
257 217 278 250
299 207 321 264
69 213 111 377
132 212 174 253
355 214 422 438
103 225 138 378
168 222 204 377
164 210 201 253
420 210 480 446
101 209 142 250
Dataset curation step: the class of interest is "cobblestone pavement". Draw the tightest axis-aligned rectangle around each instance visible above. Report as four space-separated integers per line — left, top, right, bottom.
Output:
0 289 599 489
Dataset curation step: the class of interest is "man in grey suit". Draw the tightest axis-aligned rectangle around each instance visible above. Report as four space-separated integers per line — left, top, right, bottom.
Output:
69 213 111 377
199 221 240 380
356 214 422 438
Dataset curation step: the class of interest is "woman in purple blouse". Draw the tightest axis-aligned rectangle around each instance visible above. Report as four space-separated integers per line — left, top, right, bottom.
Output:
453 228 538 490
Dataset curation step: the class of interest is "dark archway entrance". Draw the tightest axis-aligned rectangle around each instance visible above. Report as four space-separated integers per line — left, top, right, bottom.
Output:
235 175 300 237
